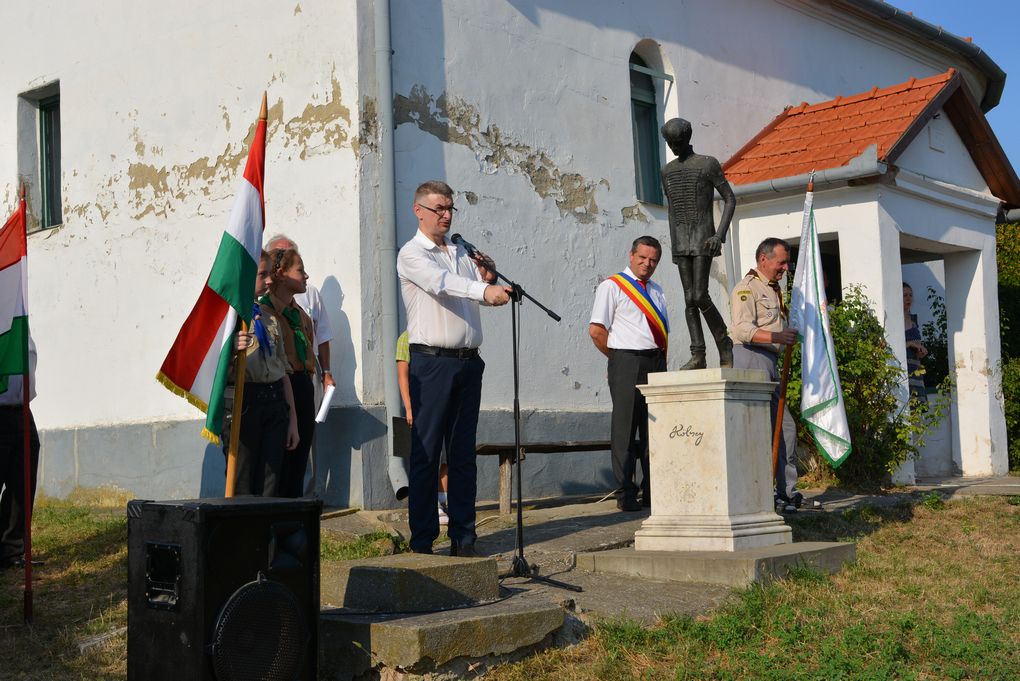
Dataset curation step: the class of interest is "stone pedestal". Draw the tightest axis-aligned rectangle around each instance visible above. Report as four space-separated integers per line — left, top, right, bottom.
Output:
634 368 792 551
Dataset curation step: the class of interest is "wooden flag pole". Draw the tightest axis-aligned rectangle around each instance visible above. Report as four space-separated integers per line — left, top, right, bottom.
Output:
224 96 265 498
772 175 812 489
18 185 33 623
224 321 248 498
771 343 793 481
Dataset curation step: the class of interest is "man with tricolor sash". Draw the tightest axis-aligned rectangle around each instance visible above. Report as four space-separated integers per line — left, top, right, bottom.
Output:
589 236 669 512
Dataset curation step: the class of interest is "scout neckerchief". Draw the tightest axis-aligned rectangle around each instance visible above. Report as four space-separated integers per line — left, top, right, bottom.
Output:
259 295 309 365
252 302 271 357
747 269 788 320
609 272 669 352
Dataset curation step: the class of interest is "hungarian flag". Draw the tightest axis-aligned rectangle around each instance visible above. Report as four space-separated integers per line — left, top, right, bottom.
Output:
789 186 852 468
0 191 29 394
157 98 267 444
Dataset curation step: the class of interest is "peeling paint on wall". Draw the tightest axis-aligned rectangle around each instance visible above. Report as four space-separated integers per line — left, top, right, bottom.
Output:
355 97 379 156
621 203 649 223
115 75 351 220
394 85 604 223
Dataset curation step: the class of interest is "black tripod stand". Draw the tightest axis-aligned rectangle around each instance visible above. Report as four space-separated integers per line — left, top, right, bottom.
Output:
488 270 582 593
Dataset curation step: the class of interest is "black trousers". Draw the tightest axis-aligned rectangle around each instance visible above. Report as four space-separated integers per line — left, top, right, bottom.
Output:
0 406 40 565
222 380 289 497
608 349 666 501
281 372 315 498
408 352 484 553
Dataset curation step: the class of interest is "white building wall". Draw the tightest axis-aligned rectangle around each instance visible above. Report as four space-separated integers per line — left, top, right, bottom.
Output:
1 1 368 431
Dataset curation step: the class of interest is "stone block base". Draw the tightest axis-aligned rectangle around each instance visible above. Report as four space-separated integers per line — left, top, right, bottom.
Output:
320 595 565 678
634 511 792 552
321 554 500 612
577 542 856 587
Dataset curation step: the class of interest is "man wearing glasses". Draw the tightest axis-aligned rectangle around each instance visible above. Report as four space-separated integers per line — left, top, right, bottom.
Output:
397 180 510 557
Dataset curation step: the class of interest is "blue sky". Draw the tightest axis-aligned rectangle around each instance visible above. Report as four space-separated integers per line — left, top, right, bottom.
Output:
891 1 1019 171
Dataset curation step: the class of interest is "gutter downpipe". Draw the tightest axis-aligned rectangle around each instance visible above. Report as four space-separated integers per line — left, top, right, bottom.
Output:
376 0 409 498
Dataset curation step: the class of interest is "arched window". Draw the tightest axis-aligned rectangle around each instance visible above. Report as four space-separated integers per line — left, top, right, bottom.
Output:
630 52 662 204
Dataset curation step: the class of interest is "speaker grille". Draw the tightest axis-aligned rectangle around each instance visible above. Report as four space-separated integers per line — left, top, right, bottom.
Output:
210 574 307 681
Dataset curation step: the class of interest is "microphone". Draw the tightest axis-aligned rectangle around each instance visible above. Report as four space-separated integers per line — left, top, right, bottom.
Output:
450 233 479 258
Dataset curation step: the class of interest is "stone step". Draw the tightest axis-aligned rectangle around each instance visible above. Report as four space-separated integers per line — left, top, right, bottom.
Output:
321 553 500 612
577 541 856 587
319 592 566 678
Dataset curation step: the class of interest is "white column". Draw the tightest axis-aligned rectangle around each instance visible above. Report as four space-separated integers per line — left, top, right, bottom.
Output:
944 246 1008 476
839 205 915 482
635 369 792 552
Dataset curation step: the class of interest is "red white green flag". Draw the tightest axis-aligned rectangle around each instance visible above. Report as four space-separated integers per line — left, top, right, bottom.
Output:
0 191 29 394
157 100 267 444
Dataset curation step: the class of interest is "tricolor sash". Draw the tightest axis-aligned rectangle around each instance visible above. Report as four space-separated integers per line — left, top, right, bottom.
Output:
610 272 669 352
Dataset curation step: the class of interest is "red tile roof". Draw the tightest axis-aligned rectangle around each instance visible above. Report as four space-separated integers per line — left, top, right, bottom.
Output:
724 70 957 187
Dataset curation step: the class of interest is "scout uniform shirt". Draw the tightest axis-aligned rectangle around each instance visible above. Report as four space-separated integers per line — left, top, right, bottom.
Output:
243 307 291 384
262 293 317 375
730 269 786 355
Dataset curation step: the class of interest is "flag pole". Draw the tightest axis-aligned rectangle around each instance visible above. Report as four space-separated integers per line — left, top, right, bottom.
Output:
224 322 248 497
19 185 33 623
224 94 266 498
771 176 812 486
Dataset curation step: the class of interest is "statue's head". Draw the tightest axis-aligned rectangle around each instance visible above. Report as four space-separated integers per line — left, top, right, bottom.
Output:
661 118 693 152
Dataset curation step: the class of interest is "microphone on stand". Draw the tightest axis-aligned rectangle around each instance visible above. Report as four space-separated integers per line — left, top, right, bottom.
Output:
451 233 494 270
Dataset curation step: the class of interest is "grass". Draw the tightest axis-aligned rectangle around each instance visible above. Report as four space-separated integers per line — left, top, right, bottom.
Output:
490 495 1020 680
6 492 1020 680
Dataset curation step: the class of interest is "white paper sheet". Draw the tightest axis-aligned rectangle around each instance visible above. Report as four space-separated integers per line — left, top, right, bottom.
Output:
314 385 336 423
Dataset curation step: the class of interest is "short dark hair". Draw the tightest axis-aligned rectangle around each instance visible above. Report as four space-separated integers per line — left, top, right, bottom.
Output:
414 180 454 202
755 237 790 261
631 235 662 255
902 282 913 291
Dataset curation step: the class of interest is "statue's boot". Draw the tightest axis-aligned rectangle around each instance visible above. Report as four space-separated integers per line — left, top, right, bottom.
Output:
679 346 707 370
703 305 734 367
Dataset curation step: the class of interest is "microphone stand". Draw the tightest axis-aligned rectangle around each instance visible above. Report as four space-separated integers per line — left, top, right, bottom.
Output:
481 258 581 593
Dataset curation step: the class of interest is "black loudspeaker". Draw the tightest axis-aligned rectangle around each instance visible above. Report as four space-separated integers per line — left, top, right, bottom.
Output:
127 497 321 681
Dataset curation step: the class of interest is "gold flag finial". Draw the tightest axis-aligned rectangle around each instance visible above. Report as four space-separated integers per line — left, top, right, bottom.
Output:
259 92 268 121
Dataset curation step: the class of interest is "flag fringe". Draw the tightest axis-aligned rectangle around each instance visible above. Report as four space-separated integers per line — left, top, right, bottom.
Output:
155 372 210 414
200 427 222 446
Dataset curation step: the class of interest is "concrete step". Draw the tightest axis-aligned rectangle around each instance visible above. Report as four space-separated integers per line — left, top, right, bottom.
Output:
577 541 856 587
319 591 566 679
321 553 500 612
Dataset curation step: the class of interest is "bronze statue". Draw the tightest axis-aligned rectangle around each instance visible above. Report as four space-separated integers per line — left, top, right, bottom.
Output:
660 118 736 369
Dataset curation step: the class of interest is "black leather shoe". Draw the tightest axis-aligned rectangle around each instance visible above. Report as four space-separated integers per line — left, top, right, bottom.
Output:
617 497 641 512
450 543 482 558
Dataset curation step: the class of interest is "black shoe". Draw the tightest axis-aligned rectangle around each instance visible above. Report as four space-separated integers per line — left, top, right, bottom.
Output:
640 495 651 508
617 497 641 512
717 337 734 368
450 543 482 558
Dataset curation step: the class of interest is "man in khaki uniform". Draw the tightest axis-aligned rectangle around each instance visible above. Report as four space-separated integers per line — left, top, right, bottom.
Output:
730 238 801 513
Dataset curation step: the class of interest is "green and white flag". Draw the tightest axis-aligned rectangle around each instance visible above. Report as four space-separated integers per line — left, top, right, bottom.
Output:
0 191 28 394
789 188 852 467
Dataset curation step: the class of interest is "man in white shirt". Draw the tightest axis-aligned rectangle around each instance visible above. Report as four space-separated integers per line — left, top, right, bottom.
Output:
1 336 38 569
397 180 510 556
589 236 669 512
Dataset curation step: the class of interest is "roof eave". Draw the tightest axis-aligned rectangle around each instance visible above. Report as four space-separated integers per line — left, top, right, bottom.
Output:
835 0 1006 112
731 144 887 199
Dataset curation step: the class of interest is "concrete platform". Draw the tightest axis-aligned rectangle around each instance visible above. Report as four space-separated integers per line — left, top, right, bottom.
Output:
576 541 856 587
321 553 500 612
319 590 565 679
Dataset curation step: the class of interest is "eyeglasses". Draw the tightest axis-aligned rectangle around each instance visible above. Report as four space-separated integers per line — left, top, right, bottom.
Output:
417 203 458 216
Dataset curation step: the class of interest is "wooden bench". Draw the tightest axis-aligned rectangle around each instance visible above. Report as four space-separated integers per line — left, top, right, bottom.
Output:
475 440 611 515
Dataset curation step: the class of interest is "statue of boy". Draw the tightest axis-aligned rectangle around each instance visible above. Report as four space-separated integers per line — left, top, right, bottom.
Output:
660 117 736 369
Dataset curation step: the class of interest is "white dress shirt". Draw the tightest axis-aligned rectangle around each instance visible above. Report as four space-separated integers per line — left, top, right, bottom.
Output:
590 267 668 351
294 284 333 352
397 230 489 349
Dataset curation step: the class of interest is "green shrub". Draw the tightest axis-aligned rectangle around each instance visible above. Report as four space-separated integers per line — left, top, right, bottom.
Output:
921 287 950 389
786 285 951 488
997 222 1020 470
